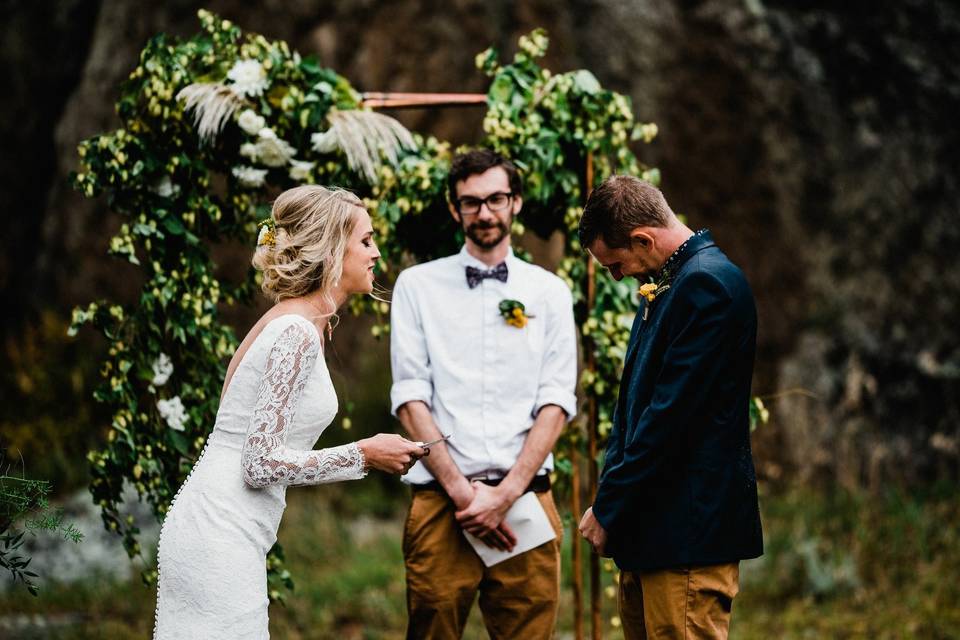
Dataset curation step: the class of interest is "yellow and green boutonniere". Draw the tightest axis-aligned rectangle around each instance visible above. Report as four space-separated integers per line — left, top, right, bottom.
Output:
638 283 658 302
499 299 534 328
639 279 671 320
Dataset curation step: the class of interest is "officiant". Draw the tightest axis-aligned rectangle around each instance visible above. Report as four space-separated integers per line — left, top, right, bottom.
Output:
390 148 578 639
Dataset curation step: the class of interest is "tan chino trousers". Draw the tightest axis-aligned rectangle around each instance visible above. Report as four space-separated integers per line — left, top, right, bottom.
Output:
618 562 740 640
403 488 563 640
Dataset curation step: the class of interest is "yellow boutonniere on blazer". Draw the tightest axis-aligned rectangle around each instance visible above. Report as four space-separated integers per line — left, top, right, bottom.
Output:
639 278 671 319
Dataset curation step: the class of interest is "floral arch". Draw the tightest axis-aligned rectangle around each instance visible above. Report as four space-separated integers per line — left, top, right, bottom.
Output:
69 10 733 624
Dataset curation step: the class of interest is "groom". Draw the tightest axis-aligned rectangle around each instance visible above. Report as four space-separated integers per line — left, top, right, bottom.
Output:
390 148 577 639
577 175 763 639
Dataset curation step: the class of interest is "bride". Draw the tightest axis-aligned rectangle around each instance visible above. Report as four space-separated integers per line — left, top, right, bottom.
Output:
153 185 425 639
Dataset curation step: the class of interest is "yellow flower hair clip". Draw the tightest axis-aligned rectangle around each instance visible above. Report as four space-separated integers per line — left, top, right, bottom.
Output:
257 219 276 248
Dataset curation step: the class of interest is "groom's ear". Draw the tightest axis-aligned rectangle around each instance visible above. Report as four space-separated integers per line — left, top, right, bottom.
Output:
629 227 654 249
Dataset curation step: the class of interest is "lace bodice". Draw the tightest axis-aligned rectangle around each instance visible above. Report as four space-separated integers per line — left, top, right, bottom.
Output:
239 317 366 486
203 314 367 486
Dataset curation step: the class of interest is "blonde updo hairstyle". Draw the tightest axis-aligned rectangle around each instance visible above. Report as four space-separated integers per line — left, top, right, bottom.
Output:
252 185 365 308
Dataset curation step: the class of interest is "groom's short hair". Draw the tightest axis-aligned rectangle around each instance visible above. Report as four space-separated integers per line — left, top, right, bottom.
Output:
579 175 673 249
447 149 523 202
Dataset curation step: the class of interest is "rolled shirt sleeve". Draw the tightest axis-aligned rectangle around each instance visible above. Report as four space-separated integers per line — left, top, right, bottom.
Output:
533 280 578 421
390 272 434 415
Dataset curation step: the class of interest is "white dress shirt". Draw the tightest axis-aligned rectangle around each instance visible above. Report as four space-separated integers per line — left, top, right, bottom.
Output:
390 245 578 485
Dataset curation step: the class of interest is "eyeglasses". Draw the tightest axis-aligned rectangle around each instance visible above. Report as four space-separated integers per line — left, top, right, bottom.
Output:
455 191 514 215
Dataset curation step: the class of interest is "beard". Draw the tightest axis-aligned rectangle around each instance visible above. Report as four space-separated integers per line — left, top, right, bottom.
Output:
464 216 511 249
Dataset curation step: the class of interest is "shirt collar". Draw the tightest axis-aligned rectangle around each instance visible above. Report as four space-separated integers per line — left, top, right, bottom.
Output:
458 244 515 271
657 229 713 281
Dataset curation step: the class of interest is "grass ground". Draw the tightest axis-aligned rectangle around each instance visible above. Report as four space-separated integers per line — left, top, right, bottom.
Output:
1 483 958 639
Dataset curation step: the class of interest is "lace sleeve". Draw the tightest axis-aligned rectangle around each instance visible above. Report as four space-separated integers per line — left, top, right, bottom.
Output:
241 320 368 488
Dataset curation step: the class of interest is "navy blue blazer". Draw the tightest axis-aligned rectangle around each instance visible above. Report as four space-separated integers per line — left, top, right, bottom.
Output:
592 231 763 572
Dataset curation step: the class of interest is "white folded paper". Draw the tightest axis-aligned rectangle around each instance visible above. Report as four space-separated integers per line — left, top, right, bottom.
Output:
463 491 556 567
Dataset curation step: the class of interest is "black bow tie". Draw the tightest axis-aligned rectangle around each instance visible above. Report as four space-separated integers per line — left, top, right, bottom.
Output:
465 262 508 288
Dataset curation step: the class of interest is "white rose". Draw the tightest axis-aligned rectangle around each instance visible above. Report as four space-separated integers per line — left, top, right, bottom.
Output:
157 396 187 431
237 109 266 135
227 59 268 98
239 143 258 159
151 353 173 387
254 128 295 167
232 165 267 188
288 160 315 181
150 176 180 199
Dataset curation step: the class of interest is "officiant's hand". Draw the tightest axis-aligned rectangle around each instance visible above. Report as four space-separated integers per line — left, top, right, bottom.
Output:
455 482 518 551
578 507 609 557
356 434 425 475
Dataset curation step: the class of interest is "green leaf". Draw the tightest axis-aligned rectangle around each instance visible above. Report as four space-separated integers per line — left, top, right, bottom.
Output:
162 216 185 236
168 429 192 455
488 74 514 104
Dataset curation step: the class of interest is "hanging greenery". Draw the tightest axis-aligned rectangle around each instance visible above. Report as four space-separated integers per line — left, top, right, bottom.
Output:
69 10 766 601
1 450 83 596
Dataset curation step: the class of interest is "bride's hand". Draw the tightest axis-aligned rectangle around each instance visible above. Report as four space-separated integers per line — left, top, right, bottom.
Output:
357 433 425 475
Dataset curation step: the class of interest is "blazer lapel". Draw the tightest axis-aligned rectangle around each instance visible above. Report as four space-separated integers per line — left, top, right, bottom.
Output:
620 232 718 375
622 303 647 378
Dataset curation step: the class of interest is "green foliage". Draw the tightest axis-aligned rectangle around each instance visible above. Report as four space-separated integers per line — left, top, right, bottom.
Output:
68 10 666 599
4 485 957 637
749 396 771 432
0 453 84 596
477 28 657 240
734 485 960 639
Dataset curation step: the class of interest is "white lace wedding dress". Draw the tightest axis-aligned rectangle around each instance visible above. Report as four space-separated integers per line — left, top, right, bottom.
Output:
154 314 367 639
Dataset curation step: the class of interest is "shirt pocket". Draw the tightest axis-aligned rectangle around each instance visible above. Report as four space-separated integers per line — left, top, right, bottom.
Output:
499 307 544 358
496 308 546 405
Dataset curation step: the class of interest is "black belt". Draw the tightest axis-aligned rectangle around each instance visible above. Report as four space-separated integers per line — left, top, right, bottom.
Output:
411 474 551 495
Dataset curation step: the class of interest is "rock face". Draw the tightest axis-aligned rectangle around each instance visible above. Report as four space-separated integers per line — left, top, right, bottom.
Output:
3 0 958 487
